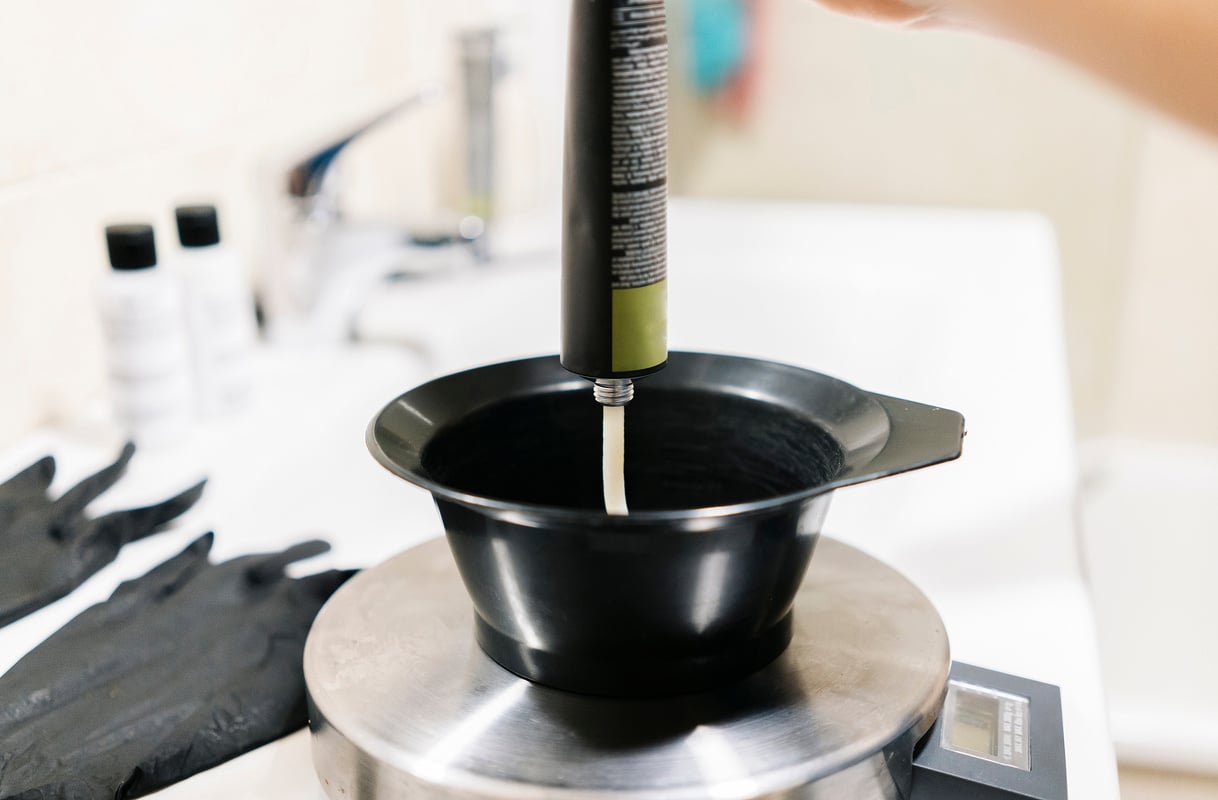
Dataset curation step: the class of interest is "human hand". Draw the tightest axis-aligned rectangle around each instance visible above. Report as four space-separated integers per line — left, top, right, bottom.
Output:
806 0 945 26
810 0 1218 138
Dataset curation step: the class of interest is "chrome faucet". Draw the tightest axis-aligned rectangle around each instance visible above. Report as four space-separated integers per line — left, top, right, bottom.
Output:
265 87 444 344
285 88 443 229
265 29 506 344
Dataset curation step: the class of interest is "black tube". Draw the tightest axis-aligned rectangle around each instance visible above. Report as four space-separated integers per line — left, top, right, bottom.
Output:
561 0 669 381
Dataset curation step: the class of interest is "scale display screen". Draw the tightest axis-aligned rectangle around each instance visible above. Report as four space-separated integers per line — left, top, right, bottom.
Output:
940 680 1031 771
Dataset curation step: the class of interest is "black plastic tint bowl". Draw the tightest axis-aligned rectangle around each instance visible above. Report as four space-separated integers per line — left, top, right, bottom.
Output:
368 353 964 697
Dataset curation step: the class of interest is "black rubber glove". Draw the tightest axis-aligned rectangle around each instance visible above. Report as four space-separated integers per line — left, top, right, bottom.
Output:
0 533 355 800
0 443 205 628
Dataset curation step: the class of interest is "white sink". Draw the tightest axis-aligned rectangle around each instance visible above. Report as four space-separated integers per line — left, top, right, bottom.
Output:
0 198 1118 799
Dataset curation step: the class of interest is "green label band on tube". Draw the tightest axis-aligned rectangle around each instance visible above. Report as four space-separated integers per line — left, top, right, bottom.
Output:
608 0 668 375
612 279 667 373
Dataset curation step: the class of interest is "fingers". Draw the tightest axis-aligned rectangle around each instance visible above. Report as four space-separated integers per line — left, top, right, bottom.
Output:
0 590 49 630
52 443 136 521
111 534 215 601
295 568 357 601
244 540 332 586
0 457 56 534
813 0 941 25
89 479 207 548
1 455 56 494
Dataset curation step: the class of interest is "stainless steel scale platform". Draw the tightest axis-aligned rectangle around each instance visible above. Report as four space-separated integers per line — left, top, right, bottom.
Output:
305 537 950 799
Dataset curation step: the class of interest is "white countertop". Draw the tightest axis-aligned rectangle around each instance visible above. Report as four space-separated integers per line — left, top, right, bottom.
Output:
0 199 1118 798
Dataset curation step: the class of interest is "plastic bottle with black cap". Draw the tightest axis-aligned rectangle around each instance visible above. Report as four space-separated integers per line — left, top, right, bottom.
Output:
172 205 256 416
97 224 194 446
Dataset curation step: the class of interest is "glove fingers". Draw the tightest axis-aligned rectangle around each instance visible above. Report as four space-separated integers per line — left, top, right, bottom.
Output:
52 443 136 520
0 536 350 799
295 568 357 601
0 455 56 501
0 593 50 631
90 480 206 548
111 533 215 601
245 540 331 585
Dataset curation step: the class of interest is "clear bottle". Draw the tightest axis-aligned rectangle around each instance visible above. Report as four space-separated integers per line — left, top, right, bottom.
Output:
173 205 257 416
98 224 194 446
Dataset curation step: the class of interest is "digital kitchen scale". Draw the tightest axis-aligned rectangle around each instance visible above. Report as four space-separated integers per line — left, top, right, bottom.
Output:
304 537 1066 799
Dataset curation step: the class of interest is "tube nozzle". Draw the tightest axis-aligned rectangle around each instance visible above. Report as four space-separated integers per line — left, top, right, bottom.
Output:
594 378 634 407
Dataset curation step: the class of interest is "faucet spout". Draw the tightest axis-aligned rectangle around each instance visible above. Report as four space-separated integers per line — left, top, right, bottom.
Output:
286 86 444 208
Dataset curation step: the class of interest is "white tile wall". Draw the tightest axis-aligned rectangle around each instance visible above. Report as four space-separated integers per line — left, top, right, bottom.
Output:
0 0 566 445
0 1 401 441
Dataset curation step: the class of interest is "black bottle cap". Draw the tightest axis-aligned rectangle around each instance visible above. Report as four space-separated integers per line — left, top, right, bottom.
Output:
105 224 157 270
175 205 221 248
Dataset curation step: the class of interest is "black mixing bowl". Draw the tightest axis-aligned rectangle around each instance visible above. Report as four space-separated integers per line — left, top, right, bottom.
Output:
368 352 963 697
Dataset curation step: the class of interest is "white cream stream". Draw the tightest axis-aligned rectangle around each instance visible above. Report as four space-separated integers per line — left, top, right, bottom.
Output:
602 405 628 515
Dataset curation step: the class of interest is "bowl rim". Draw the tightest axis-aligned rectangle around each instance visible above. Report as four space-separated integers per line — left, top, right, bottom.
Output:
366 352 962 527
